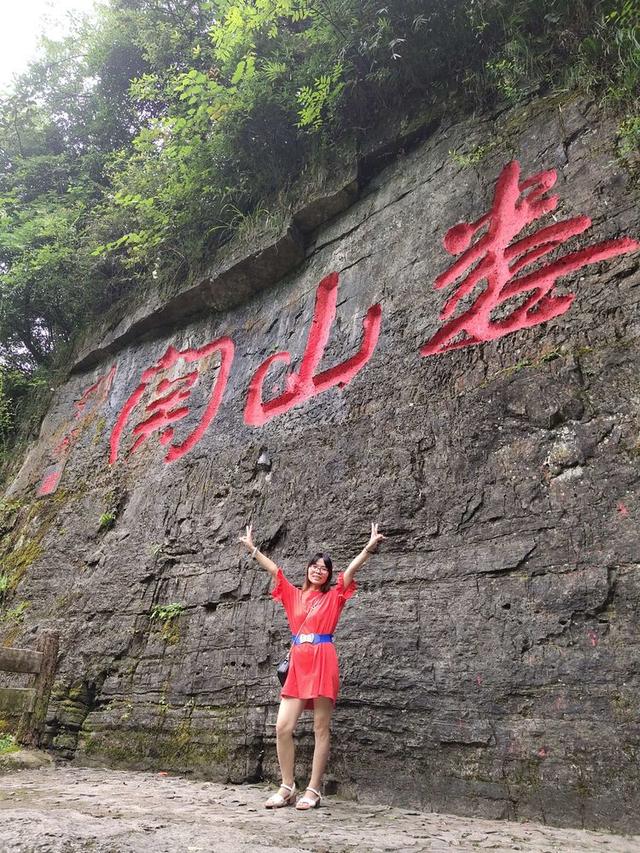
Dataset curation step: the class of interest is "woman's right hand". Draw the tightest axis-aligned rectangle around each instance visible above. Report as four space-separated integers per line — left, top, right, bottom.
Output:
239 524 255 553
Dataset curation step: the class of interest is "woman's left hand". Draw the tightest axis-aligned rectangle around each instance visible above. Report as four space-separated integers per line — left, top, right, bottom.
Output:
366 522 387 553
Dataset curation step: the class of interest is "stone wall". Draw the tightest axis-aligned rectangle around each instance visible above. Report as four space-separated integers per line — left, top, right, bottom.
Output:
2 94 639 832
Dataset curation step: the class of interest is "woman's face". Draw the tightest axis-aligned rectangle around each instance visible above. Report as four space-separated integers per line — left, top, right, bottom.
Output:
307 558 329 587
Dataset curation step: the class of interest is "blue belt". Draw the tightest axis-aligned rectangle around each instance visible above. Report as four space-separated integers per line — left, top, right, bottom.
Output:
292 633 333 645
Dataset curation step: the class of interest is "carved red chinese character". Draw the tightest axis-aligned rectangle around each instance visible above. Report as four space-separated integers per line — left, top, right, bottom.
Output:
421 160 639 356
38 365 117 496
73 366 117 418
109 338 234 464
244 271 382 426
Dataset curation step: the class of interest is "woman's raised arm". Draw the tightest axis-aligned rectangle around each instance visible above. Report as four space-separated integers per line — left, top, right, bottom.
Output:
342 522 386 589
239 524 279 579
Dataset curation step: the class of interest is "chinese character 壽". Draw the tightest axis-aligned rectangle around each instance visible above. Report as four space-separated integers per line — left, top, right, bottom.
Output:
421 160 639 356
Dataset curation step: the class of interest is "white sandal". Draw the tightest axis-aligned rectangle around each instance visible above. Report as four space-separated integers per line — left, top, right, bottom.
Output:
295 786 322 810
264 782 296 809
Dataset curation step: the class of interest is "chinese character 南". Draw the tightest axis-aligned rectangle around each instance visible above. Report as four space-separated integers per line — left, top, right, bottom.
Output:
109 338 234 464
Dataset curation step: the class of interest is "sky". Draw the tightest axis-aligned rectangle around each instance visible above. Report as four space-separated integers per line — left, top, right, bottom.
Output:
0 0 98 90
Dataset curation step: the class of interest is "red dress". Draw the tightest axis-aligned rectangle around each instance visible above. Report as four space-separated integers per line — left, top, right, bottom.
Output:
272 568 357 708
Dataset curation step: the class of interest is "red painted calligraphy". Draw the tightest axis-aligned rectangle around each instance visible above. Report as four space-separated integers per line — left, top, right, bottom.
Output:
37 365 117 496
38 467 64 497
244 272 382 427
74 369 117 418
109 338 234 464
616 500 630 517
421 161 640 356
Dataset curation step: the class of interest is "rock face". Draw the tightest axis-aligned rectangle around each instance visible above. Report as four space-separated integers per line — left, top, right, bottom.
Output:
2 95 639 832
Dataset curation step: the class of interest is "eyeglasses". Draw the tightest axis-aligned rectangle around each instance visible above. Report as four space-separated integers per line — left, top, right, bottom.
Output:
310 562 329 573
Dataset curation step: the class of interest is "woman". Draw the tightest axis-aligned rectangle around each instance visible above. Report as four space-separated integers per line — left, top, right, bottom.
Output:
239 522 386 810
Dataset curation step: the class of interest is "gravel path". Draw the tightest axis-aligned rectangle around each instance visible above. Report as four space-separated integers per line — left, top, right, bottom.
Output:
0 767 638 852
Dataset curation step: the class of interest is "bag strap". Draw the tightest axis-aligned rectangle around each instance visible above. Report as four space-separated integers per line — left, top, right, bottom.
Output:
290 598 322 648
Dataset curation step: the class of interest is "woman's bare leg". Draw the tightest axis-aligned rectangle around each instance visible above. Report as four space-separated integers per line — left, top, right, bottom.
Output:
275 697 306 794
308 697 334 793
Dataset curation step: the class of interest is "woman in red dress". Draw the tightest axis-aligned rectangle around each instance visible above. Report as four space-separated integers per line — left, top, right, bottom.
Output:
239 523 386 810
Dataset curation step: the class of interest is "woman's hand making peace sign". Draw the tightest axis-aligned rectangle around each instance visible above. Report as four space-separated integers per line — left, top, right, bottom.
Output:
342 522 386 588
366 522 387 554
239 524 255 553
239 524 279 579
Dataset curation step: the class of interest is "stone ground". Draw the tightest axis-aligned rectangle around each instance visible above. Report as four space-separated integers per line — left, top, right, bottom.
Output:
0 767 639 852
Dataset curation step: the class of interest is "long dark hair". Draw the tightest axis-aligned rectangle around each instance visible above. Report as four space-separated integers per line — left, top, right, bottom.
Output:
302 552 333 593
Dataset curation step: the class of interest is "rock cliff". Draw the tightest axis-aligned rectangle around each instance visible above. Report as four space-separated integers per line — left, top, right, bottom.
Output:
2 94 639 832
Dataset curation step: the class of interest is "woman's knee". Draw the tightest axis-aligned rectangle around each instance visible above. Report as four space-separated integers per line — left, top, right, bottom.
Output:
275 717 296 738
313 719 331 739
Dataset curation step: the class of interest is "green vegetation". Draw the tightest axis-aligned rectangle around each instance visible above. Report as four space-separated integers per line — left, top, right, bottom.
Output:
0 493 70 631
0 370 54 474
0 600 28 623
449 140 499 168
619 115 640 156
82 720 229 768
617 112 640 177
0 734 19 755
81 702 234 770
151 603 185 622
0 0 638 451
98 511 117 532
150 602 186 643
0 498 23 521
0 540 41 592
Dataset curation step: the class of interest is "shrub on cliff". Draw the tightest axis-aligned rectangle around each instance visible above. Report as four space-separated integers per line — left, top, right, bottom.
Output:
0 0 637 448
